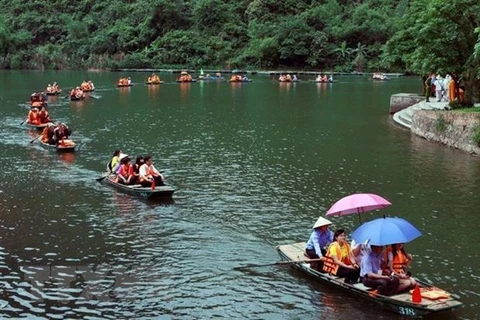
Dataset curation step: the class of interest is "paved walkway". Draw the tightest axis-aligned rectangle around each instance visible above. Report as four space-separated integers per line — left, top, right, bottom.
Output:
392 100 449 129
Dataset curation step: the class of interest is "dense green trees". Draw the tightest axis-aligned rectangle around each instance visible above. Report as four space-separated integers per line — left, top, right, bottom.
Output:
0 0 479 97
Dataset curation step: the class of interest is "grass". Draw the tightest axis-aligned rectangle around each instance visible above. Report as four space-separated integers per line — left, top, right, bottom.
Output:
453 107 480 113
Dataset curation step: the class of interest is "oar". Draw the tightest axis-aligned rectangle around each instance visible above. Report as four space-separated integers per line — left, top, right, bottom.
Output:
20 119 27 125
233 258 325 270
88 95 100 99
30 136 41 144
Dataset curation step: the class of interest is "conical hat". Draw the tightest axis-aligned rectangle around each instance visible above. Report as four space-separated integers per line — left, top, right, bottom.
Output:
312 217 332 229
119 153 129 161
181 71 188 75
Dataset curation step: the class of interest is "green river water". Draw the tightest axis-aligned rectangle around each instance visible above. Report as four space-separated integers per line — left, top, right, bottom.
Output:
0 70 478 319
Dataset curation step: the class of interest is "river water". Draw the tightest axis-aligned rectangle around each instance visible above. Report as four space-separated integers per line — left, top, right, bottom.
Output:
0 71 479 319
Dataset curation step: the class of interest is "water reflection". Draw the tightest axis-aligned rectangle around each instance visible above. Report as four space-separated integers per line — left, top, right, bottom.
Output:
147 84 160 101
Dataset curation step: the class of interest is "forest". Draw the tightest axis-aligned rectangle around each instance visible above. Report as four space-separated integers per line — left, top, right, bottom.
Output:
0 0 479 87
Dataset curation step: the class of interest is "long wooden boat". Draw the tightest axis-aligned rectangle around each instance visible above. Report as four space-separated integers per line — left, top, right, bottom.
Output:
146 81 164 85
277 242 462 318
38 139 76 152
46 90 62 96
309 80 337 83
25 121 53 130
82 88 95 92
100 176 175 200
229 79 252 83
117 84 134 87
176 79 197 83
70 95 85 101
198 76 225 81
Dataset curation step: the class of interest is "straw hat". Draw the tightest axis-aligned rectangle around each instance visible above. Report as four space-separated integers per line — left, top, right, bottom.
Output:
312 217 332 229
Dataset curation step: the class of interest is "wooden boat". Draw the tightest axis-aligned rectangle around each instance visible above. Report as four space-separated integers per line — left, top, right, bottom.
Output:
146 81 164 85
277 242 462 318
100 176 175 200
70 95 85 101
176 79 197 83
38 139 76 152
198 76 225 81
229 79 252 83
279 79 300 83
117 83 134 87
309 80 336 83
46 90 62 96
25 121 53 130
82 88 95 92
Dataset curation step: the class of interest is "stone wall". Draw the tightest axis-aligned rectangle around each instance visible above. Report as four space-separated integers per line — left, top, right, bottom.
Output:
411 110 480 155
389 93 424 114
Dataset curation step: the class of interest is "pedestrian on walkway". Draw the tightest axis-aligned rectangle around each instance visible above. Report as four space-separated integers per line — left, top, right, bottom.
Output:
424 75 432 102
434 75 444 102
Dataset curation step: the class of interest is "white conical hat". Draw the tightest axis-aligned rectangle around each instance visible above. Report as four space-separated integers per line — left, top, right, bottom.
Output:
312 217 332 229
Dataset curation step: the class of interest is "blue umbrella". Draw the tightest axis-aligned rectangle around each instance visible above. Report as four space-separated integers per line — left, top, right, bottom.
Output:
351 217 422 246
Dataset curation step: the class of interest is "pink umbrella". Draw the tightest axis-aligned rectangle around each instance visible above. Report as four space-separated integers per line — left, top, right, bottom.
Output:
326 193 392 222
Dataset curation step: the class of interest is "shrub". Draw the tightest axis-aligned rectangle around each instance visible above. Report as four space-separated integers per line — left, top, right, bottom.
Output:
435 114 448 132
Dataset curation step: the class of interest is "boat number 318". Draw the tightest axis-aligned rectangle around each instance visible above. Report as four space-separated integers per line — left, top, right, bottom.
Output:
398 307 415 316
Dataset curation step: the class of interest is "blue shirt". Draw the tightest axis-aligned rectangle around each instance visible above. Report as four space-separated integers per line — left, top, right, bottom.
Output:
360 250 383 277
306 229 333 257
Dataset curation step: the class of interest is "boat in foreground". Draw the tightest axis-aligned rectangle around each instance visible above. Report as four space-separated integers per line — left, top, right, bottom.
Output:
277 242 462 318
38 139 76 152
100 176 175 200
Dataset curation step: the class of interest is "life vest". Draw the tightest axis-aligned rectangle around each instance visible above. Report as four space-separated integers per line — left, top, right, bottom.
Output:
390 249 408 274
118 164 132 177
139 165 157 182
322 241 352 275
28 110 39 124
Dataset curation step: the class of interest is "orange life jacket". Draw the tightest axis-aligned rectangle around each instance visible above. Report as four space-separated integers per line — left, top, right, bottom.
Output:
118 164 132 177
28 110 39 124
322 241 352 275
387 247 409 274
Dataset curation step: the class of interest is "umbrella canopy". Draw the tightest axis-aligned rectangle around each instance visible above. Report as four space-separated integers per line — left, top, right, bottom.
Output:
326 193 392 217
351 217 422 246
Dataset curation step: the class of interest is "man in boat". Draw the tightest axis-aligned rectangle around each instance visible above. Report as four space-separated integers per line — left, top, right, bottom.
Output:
305 217 334 271
27 107 40 125
53 123 71 142
139 155 165 187
360 245 399 296
38 106 51 124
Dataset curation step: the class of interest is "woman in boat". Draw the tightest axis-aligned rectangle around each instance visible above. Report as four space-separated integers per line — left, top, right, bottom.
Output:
108 150 122 173
132 155 145 183
41 123 56 144
305 217 333 270
384 243 417 294
139 155 165 187
360 245 399 296
53 123 71 141
323 229 360 284
116 155 135 184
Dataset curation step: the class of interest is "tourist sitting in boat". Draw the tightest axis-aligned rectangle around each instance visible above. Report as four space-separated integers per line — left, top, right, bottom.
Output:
27 108 40 125
107 149 122 173
178 72 193 82
242 75 249 81
132 155 145 181
305 217 333 271
147 73 161 84
292 75 298 81
115 155 136 185
215 72 222 78
139 155 165 187
360 245 399 296
328 75 334 82
315 75 322 82
41 123 56 145
46 84 53 92
53 123 71 141
53 82 60 92
323 229 360 284
38 106 51 124
30 92 47 107
70 87 85 99
321 75 328 82
230 74 243 82
384 243 417 294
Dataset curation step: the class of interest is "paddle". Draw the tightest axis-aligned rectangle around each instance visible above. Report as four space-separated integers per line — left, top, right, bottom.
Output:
20 119 27 125
30 135 41 144
96 174 110 182
233 258 325 270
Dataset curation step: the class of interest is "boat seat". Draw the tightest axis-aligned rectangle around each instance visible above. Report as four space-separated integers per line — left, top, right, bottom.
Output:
353 283 375 291
127 184 143 188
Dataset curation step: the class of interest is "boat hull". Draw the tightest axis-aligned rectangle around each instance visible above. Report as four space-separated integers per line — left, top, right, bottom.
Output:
38 139 76 152
176 80 197 83
70 96 85 101
146 81 164 85
117 84 134 87
46 91 62 96
25 122 53 130
101 177 175 200
277 242 462 318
